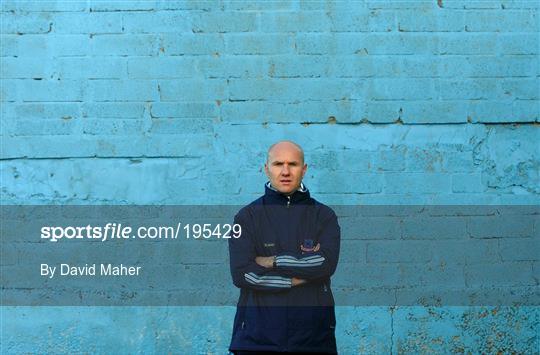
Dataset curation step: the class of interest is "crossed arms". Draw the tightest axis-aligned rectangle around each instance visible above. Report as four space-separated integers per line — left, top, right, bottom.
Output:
228 209 341 292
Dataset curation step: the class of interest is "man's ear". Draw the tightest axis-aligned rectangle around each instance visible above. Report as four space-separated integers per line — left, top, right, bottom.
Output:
264 163 270 178
302 164 308 177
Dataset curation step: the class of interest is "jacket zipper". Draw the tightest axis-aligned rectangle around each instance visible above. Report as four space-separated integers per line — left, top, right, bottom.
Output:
286 195 291 208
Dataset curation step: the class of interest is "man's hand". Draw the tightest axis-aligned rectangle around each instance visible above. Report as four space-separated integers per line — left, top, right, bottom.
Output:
291 277 307 287
255 256 275 269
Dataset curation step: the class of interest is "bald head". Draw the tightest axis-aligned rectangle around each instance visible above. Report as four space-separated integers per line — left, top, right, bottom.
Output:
265 140 307 195
267 140 305 165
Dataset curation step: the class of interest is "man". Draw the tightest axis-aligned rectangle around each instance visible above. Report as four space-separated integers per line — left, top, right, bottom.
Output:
228 141 341 354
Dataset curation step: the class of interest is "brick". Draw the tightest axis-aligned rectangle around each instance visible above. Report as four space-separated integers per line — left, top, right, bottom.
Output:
384 173 452 194
500 79 539 100
1 12 52 34
128 57 196 79
309 150 343 171
269 55 332 78
406 147 444 172
499 238 540 261
154 1 220 11
0 57 54 79
499 33 540 54
223 0 293 11
148 118 214 134
364 33 438 55
0 35 18 56
464 10 538 32
431 239 500 265
465 262 534 287
2 134 212 159
438 33 498 55
1 0 88 12
228 78 356 101
197 56 270 78
397 263 466 289
150 103 218 118
339 216 401 240
443 1 504 9
18 80 84 102
500 1 540 9
374 146 406 172
10 119 77 136
368 9 396 31
442 149 475 172
327 9 370 32
48 34 92 56
190 12 257 33
452 173 485 193
90 80 157 102
467 101 536 123
436 56 470 77
467 215 536 238
367 1 437 9
55 57 126 79
80 119 146 135
367 240 432 263
11 103 81 120
401 102 468 124
322 149 372 172
89 0 157 11
339 240 368 263
52 12 123 34
329 7 397 32
161 34 224 55
334 263 400 288
158 79 227 102
82 103 145 119
295 33 336 54
259 11 332 32
329 56 376 78
438 79 499 100
373 56 439 78
296 33 438 55
91 34 158 56
224 33 294 55
364 101 402 123
220 101 352 123
1 136 94 159
313 172 382 193
470 56 536 77
402 216 468 239
396 9 465 32
369 78 436 100
122 12 191 33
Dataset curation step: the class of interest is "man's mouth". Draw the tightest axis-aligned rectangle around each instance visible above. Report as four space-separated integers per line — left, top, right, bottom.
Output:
280 180 291 184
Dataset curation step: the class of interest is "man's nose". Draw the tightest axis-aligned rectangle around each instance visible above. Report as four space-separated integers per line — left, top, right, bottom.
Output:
281 165 290 175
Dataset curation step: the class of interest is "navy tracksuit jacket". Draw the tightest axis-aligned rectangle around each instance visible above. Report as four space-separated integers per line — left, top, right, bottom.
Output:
228 183 341 353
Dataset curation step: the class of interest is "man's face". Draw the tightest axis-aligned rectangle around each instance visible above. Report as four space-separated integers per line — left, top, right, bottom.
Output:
265 143 307 195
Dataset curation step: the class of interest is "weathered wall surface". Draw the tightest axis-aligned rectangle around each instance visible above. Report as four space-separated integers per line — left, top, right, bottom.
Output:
1 0 538 353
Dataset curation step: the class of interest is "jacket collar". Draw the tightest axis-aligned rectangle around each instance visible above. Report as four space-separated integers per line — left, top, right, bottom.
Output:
264 181 311 204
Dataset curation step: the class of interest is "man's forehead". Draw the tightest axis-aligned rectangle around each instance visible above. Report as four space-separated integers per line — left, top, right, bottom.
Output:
268 143 303 162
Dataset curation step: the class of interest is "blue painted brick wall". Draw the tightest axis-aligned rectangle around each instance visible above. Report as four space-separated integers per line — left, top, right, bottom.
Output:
1 1 539 353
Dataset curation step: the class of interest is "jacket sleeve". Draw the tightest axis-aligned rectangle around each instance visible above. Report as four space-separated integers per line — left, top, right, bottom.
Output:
228 210 292 291
274 209 340 281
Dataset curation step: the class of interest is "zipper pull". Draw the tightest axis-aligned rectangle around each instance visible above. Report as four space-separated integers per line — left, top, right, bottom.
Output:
241 321 245 329
286 196 291 208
